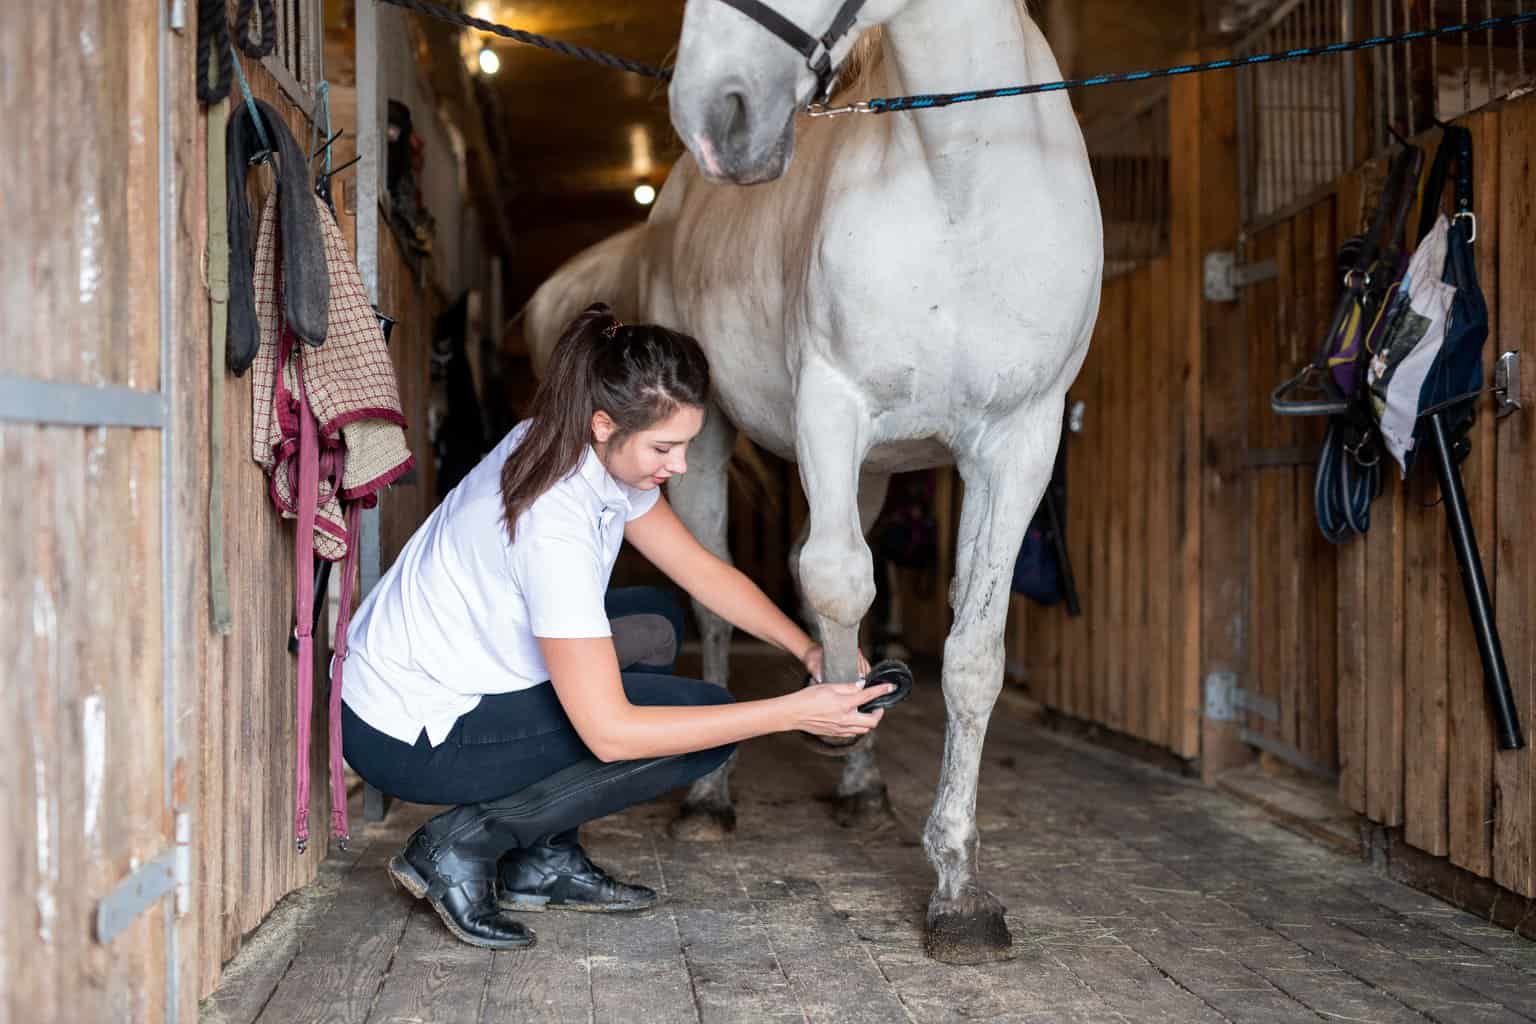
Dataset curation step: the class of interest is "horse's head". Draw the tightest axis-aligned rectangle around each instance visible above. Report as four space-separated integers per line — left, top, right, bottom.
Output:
669 0 894 184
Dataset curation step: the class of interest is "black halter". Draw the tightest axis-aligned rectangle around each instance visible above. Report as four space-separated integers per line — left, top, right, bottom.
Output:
710 0 867 102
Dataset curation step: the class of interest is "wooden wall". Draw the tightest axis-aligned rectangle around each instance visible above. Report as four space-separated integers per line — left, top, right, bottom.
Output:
196 60 339 1002
1000 258 1202 760
1 9 442 1018
980 65 1536 913
1209 103 1536 899
1240 203 1341 778
2 3 177 1020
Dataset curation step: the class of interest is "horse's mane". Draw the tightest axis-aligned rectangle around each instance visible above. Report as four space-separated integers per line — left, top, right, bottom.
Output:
827 0 1035 102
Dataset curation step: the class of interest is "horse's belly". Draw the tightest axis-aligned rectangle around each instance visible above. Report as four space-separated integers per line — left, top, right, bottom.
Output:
864 439 952 474
708 355 798 461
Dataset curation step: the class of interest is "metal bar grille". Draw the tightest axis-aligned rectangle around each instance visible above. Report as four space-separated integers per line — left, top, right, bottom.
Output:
232 0 323 102
1238 0 1535 225
1238 0 1353 223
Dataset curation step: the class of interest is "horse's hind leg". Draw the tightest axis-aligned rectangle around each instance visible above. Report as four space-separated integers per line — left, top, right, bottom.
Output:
665 405 740 841
922 412 1056 964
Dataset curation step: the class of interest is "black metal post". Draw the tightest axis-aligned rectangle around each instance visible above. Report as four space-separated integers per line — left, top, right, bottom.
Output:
1426 411 1524 750
1041 482 1081 617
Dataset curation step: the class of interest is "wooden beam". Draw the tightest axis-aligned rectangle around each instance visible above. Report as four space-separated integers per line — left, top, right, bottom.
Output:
1171 46 1251 780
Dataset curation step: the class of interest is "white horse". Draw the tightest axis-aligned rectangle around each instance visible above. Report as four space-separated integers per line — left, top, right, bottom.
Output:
527 0 1101 963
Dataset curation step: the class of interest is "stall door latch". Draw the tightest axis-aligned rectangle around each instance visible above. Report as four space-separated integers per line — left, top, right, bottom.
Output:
1204 672 1279 723
1204 251 1279 303
1494 351 1522 419
95 812 191 944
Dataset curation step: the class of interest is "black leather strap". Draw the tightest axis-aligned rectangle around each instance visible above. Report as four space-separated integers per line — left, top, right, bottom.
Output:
713 0 821 59
821 0 864 49
1416 125 1474 244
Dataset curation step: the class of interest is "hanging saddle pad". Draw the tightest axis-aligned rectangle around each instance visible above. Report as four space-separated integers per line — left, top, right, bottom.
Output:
251 190 414 558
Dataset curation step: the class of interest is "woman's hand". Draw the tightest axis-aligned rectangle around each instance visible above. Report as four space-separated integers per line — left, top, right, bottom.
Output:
800 643 871 683
788 681 894 739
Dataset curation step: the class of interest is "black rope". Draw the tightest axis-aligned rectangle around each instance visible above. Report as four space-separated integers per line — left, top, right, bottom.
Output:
378 0 673 81
196 0 234 103
234 0 277 58
198 0 276 103
378 0 1536 116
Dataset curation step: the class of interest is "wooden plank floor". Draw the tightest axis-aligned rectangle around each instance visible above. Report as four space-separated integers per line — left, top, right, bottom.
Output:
202 650 1536 1024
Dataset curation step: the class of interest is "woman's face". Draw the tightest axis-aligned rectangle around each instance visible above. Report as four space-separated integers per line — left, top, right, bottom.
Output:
593 405 706 490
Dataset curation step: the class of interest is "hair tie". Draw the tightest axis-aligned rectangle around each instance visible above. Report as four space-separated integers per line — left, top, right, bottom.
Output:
601 319 624 339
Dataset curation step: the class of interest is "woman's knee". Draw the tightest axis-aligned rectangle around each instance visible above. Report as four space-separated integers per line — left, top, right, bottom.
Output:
606 586 687 673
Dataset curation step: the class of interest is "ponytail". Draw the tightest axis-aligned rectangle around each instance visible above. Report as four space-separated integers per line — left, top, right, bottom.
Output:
500 302 710 540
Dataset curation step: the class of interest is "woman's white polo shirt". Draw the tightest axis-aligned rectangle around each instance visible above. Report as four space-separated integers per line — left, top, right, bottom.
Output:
340 420 660 746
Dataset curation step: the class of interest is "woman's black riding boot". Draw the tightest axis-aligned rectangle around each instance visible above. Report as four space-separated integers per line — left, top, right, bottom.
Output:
387 804 535 949
498 828 658 913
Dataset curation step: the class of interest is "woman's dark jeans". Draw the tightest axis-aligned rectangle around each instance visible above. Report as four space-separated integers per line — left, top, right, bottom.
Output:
342 585 732 812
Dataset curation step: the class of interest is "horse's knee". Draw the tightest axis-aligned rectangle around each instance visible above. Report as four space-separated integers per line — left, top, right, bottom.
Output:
799 533 875 626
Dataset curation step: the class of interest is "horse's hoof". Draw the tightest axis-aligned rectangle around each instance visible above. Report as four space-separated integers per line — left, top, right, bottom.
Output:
832 783 897 831
923 887 1014 964
797 727 878 758
667 801 736 843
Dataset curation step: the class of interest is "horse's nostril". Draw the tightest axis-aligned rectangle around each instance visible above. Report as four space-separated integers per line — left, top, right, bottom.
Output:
713 90 750 142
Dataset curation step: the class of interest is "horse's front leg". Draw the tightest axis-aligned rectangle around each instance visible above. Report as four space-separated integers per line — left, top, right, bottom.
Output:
783 468 893 828
792 367 877 720
831 471 898 828
922 416 1057 964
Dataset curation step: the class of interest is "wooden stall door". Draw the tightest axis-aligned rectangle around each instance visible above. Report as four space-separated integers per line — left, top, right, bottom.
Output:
1236 205 1342 783
1 1 182 1019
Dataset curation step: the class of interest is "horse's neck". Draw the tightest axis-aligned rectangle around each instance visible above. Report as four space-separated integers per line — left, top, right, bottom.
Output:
880 0 1074 172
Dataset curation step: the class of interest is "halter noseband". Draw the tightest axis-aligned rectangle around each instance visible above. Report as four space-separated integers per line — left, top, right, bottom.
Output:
708 0 868 103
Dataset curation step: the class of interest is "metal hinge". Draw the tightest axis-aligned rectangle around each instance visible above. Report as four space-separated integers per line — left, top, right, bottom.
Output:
1204 671 1279 723
1203 251 1279 302
1494 351 1522 418
95 812 191 944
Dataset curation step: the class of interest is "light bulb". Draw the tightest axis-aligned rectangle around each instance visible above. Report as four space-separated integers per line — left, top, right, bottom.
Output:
633 183 656 205
478 46 500 75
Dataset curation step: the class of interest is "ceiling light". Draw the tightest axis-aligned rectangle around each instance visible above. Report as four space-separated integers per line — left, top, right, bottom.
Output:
478 45 500 75
633 182 657 206
472 1 494 21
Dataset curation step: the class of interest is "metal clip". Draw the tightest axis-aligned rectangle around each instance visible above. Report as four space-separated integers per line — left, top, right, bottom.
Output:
1454 210 1477 243
1068 399 1086 434
1494 351 1521 418
806 100 872 118
1343 267 1371 291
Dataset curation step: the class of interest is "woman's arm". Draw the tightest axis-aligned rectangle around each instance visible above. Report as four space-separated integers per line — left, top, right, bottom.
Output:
539 636 888 762
623 496 825 667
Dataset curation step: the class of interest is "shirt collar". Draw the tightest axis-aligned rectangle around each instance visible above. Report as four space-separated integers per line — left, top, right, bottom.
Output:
575 443 630 521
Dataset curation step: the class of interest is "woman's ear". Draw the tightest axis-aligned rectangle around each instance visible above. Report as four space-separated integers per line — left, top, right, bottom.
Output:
591 410 616 445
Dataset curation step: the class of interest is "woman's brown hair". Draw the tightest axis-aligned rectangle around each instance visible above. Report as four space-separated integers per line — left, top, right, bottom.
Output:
501 302 710 540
